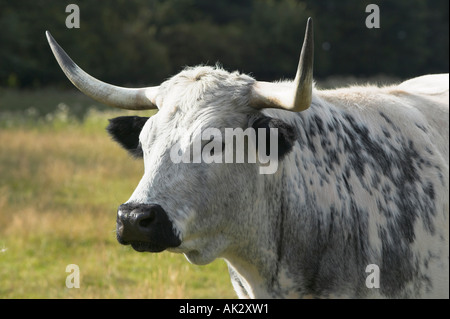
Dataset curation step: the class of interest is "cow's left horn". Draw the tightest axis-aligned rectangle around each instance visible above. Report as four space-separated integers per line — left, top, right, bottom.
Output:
46 31 158 110
250 17 314 112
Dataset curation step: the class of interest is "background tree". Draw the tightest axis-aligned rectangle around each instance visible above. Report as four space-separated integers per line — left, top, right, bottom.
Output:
0 0 448 88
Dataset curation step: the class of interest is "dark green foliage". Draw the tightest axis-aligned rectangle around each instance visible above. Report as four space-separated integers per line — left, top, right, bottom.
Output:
0 0 448 88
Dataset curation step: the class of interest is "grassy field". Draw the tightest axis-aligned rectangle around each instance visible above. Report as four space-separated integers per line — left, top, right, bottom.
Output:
0 89 235 299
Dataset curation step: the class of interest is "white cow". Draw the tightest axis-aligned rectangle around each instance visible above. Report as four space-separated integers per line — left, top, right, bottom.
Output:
46 18 449 298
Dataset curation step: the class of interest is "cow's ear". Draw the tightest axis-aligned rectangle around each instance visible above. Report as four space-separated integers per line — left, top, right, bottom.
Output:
249 114 297 160
106 116 149 158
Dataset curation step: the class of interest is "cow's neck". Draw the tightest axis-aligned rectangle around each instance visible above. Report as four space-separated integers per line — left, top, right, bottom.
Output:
222 167 311 299
223 101 371 299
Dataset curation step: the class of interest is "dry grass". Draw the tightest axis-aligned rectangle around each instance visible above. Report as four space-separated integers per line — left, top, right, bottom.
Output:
0 117 235 299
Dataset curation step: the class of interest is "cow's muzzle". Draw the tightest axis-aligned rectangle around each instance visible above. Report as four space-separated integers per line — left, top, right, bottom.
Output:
116 203 181 252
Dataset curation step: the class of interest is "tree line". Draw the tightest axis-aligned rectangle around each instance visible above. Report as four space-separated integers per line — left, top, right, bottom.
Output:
0 0 448 88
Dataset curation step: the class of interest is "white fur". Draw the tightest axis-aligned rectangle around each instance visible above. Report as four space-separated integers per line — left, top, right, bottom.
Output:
125 67 449 298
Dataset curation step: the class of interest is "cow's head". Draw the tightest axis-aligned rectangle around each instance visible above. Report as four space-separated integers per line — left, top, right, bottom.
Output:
46 19 313 265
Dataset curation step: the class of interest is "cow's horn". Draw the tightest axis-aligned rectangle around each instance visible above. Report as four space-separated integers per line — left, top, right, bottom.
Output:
250 17 314 112
45 31 158 110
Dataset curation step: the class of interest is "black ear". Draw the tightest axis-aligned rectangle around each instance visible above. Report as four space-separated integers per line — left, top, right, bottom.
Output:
106 116 149 158
249 114 297 160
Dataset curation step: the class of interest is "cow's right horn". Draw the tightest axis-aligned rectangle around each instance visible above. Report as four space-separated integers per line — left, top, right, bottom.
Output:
46 31 158 110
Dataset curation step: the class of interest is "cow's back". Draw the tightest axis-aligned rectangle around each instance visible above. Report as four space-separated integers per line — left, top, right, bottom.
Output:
397 74 449 162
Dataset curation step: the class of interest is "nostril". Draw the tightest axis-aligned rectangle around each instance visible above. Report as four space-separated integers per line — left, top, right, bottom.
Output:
138 213 155 229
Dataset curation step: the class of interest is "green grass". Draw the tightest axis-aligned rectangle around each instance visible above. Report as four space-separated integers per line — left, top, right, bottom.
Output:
0 92 235 298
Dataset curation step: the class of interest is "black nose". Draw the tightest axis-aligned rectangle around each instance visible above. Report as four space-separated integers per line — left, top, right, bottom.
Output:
117 206 156 240
116 203 181 252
